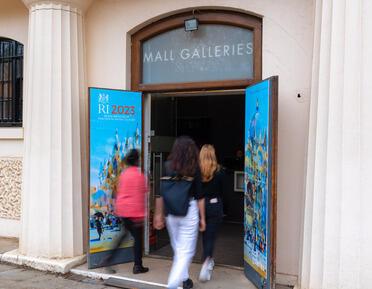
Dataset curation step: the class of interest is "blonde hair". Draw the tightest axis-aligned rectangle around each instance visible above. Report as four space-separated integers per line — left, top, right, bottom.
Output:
199 144 219 182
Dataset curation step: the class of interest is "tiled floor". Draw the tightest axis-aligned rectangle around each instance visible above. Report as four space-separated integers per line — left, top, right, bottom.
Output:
73 256 256 289
152 222 244 267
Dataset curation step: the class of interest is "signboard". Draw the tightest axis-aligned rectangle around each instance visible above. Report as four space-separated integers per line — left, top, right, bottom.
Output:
142 24 254 84
244 77 277 289
88 88 142 269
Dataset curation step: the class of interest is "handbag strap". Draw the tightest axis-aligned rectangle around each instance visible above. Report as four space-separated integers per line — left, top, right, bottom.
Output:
160 176 194 182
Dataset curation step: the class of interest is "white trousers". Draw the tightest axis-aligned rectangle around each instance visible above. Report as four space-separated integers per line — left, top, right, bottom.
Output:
166 200 199 289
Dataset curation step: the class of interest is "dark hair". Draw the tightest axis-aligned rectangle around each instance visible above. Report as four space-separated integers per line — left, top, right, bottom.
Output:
168 136 199 176
125 149 139 167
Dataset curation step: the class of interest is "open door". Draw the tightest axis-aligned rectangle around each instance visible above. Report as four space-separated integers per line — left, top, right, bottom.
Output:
244 77 278 289
88 88 142 269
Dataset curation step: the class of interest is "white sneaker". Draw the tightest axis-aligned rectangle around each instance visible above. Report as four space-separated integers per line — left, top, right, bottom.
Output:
199 258 211 282
206 258 214 281
208 258 215 270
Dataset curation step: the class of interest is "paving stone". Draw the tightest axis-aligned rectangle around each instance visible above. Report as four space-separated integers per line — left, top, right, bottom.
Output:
0 279 18 289
0 263 14 272
64 272 86 282
0 268 45 282
0 263 112 289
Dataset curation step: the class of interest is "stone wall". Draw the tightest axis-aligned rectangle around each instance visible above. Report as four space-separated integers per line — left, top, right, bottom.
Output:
0 158 22 220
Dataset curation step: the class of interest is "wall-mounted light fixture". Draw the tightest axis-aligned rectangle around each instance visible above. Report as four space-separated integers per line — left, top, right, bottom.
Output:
184 10 199 32
184 17 199 32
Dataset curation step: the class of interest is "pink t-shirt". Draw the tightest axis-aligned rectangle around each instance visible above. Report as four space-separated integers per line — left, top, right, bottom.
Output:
115 167 147 219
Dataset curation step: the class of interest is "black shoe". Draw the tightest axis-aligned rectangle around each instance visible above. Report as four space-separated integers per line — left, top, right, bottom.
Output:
183 278 193 289
133 265 149 274
104 266 116 274
98 255 110 267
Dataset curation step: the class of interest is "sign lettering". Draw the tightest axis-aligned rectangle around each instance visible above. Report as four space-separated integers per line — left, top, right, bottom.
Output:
142 24 254 84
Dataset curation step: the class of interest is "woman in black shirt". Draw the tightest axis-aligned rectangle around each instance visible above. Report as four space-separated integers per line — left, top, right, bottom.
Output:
154 136 206 289
198 144 225 282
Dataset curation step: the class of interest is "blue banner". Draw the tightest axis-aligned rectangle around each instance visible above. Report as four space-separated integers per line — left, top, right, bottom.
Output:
88 88 142 268
244 79 270 284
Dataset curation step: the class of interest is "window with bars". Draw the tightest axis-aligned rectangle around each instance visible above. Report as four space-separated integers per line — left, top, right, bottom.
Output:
0 38 23 127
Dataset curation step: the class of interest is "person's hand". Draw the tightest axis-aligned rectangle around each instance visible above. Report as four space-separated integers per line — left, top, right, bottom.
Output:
199 218 206 232
154 214 165 230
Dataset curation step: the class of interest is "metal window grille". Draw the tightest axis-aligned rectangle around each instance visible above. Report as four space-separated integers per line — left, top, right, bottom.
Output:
0 38 23 127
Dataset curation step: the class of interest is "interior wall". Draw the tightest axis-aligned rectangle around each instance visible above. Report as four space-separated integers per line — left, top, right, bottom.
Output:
85 0 315 278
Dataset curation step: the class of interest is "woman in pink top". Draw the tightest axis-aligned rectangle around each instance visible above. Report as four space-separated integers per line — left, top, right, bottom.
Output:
115 151 147 221
104 149 149 275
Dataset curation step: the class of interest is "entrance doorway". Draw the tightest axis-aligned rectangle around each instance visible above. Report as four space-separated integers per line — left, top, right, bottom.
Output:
147 92 245 267
130 10 278 288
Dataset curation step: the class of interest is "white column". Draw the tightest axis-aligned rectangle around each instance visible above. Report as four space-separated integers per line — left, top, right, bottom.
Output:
20 0 88 258
301 0 372 288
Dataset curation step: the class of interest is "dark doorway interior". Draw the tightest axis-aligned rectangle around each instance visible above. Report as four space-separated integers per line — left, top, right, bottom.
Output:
149 93 245 267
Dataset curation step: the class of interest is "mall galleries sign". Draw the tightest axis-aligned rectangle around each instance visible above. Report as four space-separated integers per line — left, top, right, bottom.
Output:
142 24 254 84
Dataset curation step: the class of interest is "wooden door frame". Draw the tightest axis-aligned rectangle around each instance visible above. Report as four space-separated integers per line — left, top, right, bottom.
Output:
131 9 262 92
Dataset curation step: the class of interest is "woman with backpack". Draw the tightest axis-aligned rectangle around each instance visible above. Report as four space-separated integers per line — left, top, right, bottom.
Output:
154 136 206 289
198 144 225 282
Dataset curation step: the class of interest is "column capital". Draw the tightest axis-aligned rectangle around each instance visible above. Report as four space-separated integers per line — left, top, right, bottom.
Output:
22 0 93 13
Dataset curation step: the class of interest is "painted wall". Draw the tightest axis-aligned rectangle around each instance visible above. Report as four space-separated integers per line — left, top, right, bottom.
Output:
0 0 27 156
0 0 28 44
85 0 315 279
0 0 28 238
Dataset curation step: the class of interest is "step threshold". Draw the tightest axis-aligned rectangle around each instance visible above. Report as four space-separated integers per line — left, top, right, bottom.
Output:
104 276 167 289
70 268 182 289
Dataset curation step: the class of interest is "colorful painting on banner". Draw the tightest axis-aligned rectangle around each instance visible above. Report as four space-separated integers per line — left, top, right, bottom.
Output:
244 80 270 278
89 88 142 260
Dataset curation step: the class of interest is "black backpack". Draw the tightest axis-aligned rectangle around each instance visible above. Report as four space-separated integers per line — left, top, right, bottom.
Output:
160 175 193 216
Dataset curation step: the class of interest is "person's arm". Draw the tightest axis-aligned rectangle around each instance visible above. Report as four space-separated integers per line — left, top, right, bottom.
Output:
154 196 165 230
198 198 206 232
194 170 206 232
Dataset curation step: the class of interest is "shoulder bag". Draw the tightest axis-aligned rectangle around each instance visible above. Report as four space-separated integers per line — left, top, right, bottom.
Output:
160 175 194 216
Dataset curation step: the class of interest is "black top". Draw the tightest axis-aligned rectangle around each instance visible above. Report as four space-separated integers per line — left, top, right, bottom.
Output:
163 161 204 200
201 168 225 199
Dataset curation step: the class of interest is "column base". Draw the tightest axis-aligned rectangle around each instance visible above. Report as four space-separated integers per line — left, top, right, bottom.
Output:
276 273 298 287
0 249 86 274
